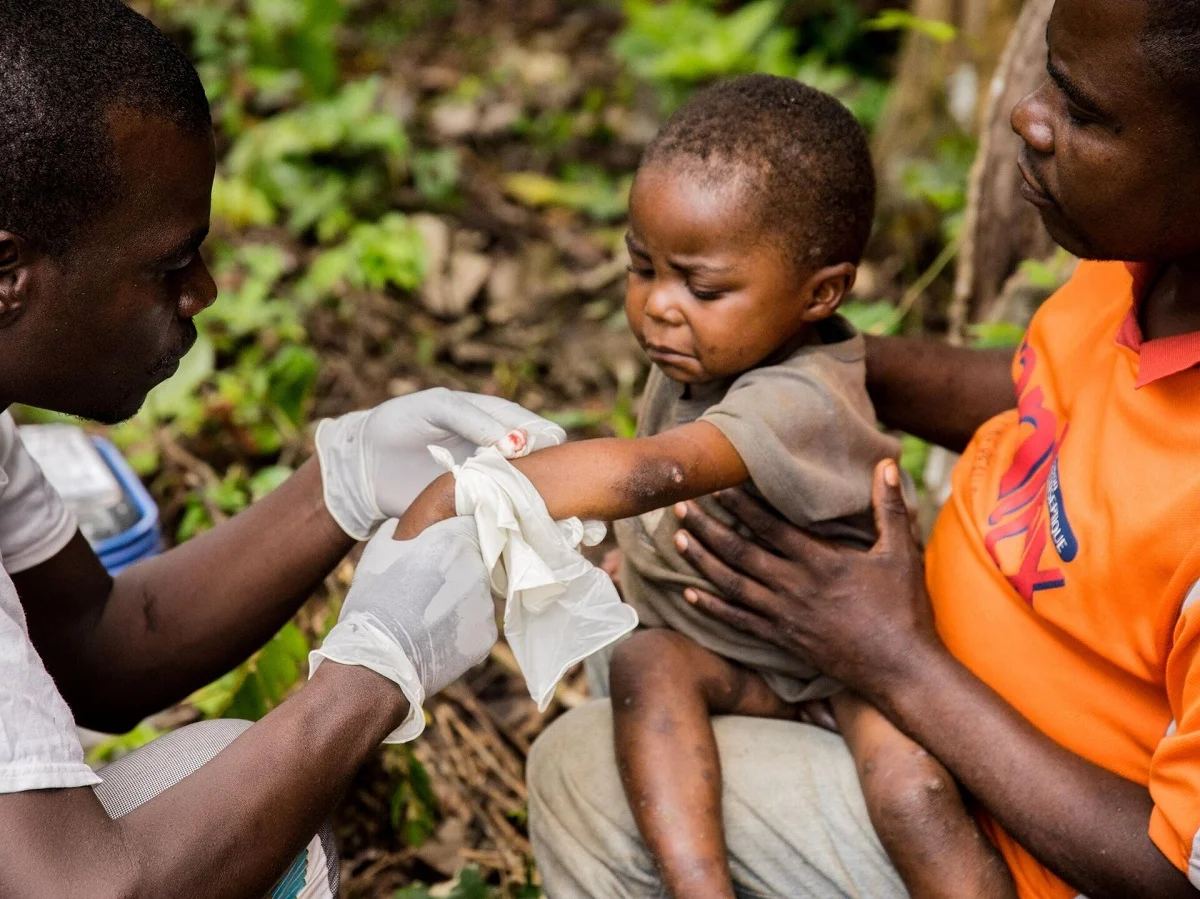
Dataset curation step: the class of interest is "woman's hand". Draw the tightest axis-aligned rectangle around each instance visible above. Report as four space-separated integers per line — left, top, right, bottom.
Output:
673 460 945 708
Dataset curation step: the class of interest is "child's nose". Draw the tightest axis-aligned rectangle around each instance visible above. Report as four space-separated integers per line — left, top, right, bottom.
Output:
644 285 686 326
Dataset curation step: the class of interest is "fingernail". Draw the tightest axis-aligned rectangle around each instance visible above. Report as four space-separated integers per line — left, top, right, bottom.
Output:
884 462 899 488
674 502 688 519
684 588 698 604
674 531 688 551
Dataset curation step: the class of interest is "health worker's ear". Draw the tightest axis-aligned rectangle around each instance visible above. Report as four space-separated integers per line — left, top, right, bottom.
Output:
799 262 856 323
0 231 34 328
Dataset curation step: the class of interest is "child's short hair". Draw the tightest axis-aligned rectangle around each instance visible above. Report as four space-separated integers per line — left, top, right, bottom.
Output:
641 74 875 270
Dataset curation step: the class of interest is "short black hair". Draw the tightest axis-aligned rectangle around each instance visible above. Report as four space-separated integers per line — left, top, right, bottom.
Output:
0 0 211 256
641 74 875 270
1143 1 1200 127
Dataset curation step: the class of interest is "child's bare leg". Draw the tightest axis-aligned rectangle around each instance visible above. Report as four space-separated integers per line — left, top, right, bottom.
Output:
610 630 793 899
833 693 1016 899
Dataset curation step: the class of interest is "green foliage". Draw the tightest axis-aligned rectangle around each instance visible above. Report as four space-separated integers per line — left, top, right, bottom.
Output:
189 622 311 720
503 165 633 223
613 0 889 127
841 300 904 336
614 0 798 108
412 148 463 206
394 867 540 899
150 0 351 127
863 9 958 44
967 321 1026 349
899 433 930 492
389 746 439 847
223 77 410 239
302 213 426 298
85 722 164 767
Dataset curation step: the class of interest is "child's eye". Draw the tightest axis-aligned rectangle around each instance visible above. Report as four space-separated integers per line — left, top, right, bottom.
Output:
689 285 726 301
626 263 653 279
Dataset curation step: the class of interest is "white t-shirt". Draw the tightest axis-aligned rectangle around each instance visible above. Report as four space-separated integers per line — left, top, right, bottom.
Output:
0 411 98 793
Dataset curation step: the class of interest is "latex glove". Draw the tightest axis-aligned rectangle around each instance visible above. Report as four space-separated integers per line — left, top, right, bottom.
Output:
309 517 497 742
316 389 566 540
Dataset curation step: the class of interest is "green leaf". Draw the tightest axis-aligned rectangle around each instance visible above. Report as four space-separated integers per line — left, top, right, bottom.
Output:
841 300 903 336
390 746 439 848
85 722 163 766
211 174 277 230
863 10 958 44
189 623 311 722
248 465 294 501
393 888 434 899
966 321 1026 349
265 345 319 427
189 665 252 718
300 213 427 301
141 331 215 423
899 434 930 491
412 148 461 204
613 0 796 104
449 868 491 899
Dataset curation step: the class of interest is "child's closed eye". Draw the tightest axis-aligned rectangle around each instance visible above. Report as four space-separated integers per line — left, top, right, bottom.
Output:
688 283 727 301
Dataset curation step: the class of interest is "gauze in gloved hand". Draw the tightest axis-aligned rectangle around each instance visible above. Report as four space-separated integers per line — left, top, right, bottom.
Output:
429 445 638 711
309 516 497 742
316 389 567 540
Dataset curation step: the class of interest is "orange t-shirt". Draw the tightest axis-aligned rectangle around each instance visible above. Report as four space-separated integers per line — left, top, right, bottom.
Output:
927 260 1200 897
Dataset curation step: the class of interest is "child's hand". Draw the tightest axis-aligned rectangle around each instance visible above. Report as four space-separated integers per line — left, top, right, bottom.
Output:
394 472 457 540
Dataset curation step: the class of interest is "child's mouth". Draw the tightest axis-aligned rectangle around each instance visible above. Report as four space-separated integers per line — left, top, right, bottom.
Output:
645 343 693 365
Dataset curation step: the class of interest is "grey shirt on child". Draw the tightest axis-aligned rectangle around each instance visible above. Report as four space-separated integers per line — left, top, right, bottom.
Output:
613 315 900 702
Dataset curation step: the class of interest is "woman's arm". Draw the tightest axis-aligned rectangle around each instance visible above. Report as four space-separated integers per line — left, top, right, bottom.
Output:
395 421 749 539
672 465 1196 899
863 335 1017 452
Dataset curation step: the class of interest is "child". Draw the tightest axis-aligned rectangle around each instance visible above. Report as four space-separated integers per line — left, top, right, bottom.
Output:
399 75 1014 899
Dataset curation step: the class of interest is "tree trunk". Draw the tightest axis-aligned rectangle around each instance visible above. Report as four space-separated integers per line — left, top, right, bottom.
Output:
949 0 1058 336
873 0 1026 188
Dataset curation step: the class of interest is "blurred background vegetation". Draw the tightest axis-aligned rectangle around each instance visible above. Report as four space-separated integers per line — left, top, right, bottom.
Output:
24 0 1074 894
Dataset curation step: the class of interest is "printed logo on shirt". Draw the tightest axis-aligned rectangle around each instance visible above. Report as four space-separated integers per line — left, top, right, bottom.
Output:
1045 457 1078 562
982 340 1071 603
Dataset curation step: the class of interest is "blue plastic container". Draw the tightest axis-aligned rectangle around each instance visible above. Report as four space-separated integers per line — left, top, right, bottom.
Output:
18 425 163 575
88 437 163 574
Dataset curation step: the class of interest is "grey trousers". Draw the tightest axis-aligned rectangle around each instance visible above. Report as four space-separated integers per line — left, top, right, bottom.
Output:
527 700 907 899
94 719 339 899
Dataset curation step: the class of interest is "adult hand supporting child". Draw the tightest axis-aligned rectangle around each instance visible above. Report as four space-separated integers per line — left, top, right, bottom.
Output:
676 461 1198 899
673 460 936 707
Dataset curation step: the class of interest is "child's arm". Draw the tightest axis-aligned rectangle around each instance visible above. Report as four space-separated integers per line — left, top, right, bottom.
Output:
394 421 748 539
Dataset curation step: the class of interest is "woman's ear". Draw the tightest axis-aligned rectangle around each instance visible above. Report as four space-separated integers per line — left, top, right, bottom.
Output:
800 262 857 323
0 232 31 328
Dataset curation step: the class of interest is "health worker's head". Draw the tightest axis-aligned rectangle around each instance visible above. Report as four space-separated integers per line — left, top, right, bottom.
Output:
0 0 216 424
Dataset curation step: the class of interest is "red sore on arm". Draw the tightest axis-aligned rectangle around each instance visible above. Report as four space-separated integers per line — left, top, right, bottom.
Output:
509 421 750 523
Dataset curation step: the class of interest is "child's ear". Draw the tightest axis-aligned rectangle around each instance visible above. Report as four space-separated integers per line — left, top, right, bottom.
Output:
800 262 857 323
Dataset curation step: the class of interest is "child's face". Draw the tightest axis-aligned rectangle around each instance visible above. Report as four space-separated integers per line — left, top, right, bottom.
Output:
624 163 820 384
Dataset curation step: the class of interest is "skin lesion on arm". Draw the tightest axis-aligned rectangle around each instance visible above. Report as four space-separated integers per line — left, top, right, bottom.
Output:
394 421 750 539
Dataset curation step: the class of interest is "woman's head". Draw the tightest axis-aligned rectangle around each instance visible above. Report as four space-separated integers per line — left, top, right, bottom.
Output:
624 75 875 384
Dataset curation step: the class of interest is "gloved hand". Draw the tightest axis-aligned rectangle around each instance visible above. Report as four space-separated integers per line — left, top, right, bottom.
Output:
309 516 497 742
316 388 566 540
